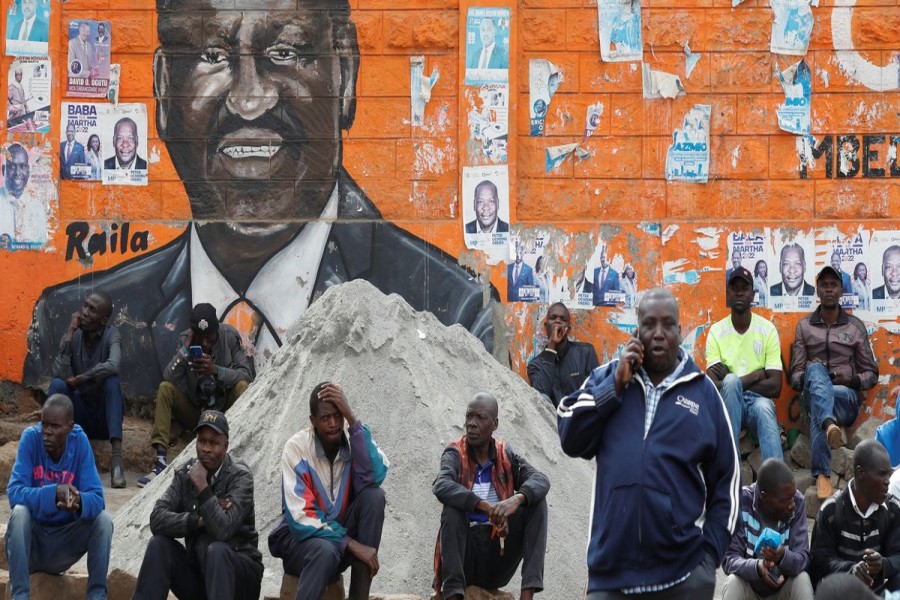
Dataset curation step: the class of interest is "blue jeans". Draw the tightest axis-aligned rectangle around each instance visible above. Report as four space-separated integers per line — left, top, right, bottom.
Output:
801 363 860 477
720 374 783 461
5 504 113 600
49 375 124 440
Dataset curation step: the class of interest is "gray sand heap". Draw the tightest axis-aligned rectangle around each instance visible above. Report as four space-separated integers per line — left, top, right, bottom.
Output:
110 280 595 599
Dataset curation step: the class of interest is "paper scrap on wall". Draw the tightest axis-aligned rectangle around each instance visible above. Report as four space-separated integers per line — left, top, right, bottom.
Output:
642 64 686 99
546 143 589 172
684 43 702 79
5 0 49 57
462 164 509 252
410 56 439 127
665 104 710 183
776 60 811 135
598 0 642 63
584 102 604 140
100 103 149 186
770 0 814 56
467 84 508 164
60 102 102 181
0 142 54 250
529 59 562 136
465 7 510 86
7 57 50 133
67 19 111 97
107 63 121 104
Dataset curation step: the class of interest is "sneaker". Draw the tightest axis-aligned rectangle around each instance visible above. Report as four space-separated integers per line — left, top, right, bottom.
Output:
817 474 833 500
826 423 843 450
136 461 166 488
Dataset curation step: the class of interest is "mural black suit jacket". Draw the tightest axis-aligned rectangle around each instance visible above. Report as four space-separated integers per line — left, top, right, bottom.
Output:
24 170 497 399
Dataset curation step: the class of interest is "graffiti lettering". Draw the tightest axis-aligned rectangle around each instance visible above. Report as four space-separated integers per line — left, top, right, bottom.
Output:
799 134 900 179
65 222 149 261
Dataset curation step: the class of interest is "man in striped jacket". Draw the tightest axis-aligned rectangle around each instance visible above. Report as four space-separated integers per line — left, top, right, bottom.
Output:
268 383 389 600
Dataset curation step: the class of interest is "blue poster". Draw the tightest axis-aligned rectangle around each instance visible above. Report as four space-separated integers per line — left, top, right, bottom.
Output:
465 7 510 86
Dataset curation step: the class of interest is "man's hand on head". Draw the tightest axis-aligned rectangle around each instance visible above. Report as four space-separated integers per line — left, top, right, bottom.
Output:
347 539 379 576
318 383 357 428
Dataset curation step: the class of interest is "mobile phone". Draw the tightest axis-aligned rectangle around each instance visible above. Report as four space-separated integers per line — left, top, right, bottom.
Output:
189 345 203 361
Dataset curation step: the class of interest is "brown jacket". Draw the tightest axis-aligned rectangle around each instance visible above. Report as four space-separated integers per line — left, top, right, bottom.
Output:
788 306 878 391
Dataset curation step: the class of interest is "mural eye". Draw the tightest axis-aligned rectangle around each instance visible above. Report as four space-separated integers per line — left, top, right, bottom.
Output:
266 46 308 65
201 48 228 65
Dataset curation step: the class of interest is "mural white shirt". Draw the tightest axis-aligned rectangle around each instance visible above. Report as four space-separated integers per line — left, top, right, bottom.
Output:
190 185 338 372
0 187 48 243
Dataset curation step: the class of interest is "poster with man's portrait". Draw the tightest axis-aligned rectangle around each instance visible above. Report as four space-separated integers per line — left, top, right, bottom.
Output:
60 102 102 181
583 241 627 308
99 103 148 186
464 7 510 86
870 230 900 315
770 231 816 312
0 142 53 249
506 234 545 304
816 230 870 311
5 0 49 57
67 20 111 97
462 165 509 251
726 231 770 308
7 57 50 133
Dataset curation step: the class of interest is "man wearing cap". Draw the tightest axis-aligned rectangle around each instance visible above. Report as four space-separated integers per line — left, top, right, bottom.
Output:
706 266 784 461
268 382 388 600
138 303 253 487
789 265 879 499
131 410 264 600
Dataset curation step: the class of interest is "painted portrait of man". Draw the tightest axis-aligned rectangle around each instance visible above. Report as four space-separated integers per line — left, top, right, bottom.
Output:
24 0 496 399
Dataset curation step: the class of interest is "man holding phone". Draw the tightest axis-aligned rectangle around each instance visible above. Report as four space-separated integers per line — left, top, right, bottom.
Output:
138 303 252 488
527 303 599 407
788 266 878 500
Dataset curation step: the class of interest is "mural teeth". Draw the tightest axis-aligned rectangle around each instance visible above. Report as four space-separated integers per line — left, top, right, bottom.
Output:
223 145 277 159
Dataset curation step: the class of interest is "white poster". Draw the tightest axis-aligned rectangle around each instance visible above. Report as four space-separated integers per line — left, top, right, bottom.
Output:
60 102 102 181
665 104 710 183
770 0 814 56
770 231 816 313
99 103 148 186
529 59 561 136
467 84 508 164
7 57 50 133
462 165 509 251
870 231 900 315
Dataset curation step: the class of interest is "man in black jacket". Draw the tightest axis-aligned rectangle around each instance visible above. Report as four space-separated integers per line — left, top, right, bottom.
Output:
131 410 263 600
527 302 598 407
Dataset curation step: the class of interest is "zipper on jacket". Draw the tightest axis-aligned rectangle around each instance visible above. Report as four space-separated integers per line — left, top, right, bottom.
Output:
825 324 832 373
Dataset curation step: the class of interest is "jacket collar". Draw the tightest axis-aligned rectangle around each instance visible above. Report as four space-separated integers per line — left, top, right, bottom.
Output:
809 304 849 326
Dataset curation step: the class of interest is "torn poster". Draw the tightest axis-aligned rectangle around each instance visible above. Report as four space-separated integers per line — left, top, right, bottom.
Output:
99 103 149 186
7 57 50 133
869 230 900 315
106 63 120 104
0 142 54 249
586 241 630 307
410 56 439 127
584 102 604 140
5 0 49 57
60 102 102 181
507 234 546 303
726 230 771 308
467 84 508 164
598 0 642 63
545 143 590 172
684 43 701 79
818 229 871 311
462 164 509 251
465 7 510 86
529 59 562 136
776 60 811 135
642 64 686 99
770 0 814 56
665 104 710 182
67 19 111 97
770 230 816 312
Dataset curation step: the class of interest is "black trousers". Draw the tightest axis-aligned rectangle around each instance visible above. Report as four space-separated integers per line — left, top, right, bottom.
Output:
439 499 548 598
268 486 386 600
131 535 261 600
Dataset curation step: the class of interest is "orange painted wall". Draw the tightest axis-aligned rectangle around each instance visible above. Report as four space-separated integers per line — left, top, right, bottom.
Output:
1 0 899 430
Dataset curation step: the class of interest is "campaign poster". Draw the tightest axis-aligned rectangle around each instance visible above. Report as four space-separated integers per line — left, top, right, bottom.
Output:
597 0 642 63
0 142 53 249
528 59 561 136
99 103 149 186
583 241 629 308
462 165 509 251
67 20 111 98
506 234 550 304
665 104 711 183
870 231 900 315
817 230 870 311
776 60 811 135
770 0 814 56
7 57 50 133
464 7 510 86
466 84 508 164
770 231 816 313
60 102 102 181
726 231 771 308
5 0 49 57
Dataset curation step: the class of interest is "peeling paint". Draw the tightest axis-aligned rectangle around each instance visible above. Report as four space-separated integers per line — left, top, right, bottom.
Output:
663 259 701 285
662 225 679 245
692 227 722 258
149 145 161 164
731 145 741 169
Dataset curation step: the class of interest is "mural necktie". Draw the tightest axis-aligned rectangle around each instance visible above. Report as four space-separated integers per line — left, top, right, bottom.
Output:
223 300 263 352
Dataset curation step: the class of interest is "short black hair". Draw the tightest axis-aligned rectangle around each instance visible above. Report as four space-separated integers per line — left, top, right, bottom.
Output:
91 290 113 317
43 394 74 421
854 439 890 472
309 382 330 418
756 459 794 494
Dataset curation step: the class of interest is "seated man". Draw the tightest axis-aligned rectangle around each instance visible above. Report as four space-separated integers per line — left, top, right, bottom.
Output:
48 290 126 488
138 303 252 487
5 394 113 600
433 392 550 600
268 383 388 600
132 410 263 600
810 440 900 594
706 267 784 461
722 458 813 600
526 302 599 407
789 266 878 499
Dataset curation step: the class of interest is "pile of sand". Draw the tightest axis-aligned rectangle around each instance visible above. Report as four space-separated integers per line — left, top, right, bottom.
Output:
110 280 595 598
